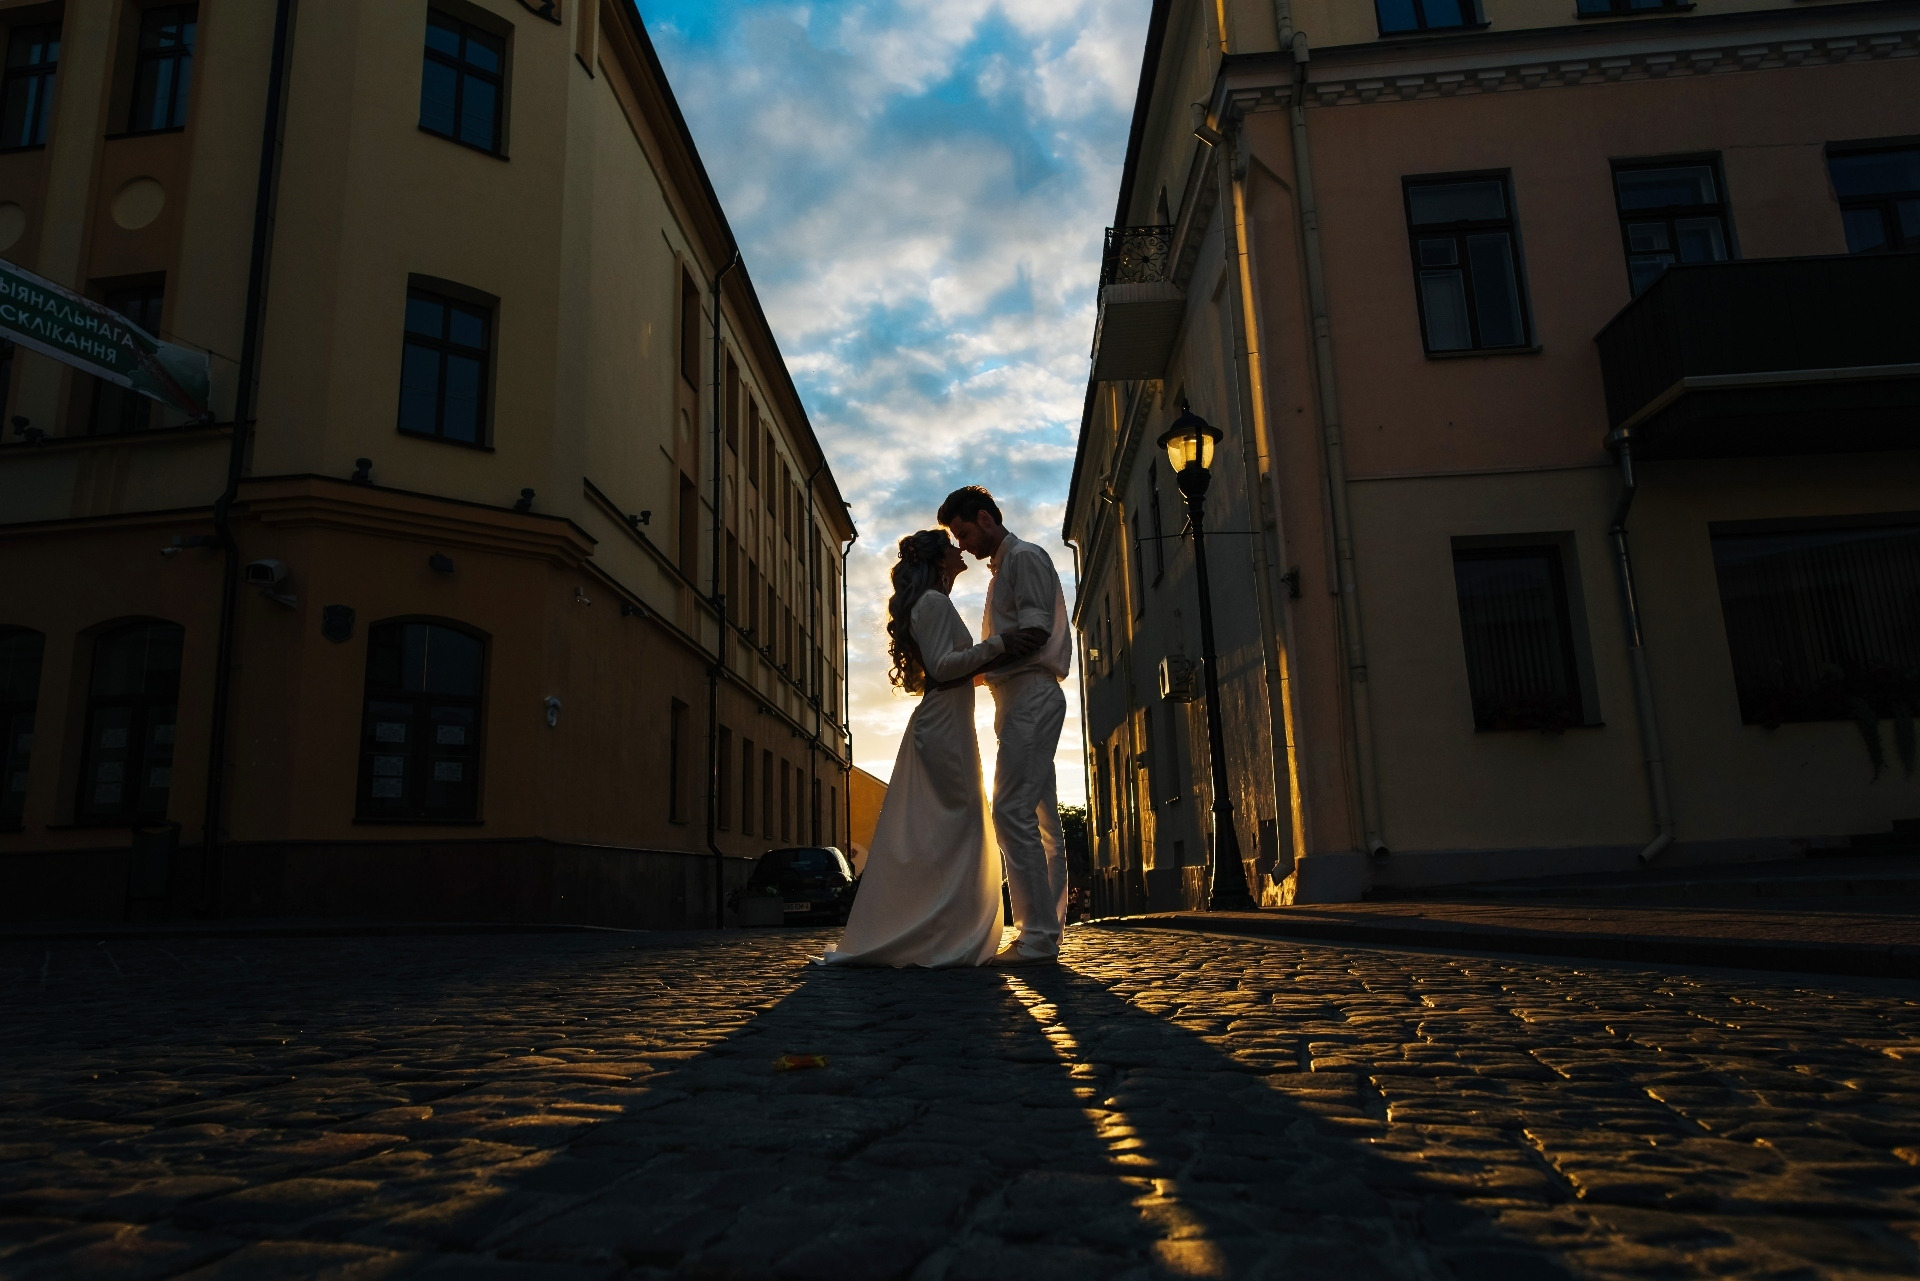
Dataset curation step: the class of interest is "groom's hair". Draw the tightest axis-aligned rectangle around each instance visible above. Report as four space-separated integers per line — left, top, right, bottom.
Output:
937 485 1001 527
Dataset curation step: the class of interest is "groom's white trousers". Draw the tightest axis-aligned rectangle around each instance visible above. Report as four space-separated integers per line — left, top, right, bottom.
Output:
989 670 1069 958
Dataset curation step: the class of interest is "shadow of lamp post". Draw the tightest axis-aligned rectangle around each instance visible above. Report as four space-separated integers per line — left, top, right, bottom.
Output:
1157 404 1258 912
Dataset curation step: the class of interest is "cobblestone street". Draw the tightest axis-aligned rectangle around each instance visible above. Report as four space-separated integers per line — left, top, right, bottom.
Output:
2 927 1917 1279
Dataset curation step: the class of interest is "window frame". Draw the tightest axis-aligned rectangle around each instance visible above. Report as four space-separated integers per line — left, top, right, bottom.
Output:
1575 0 1692 16
419 7 507 157
0 20 60 152
0 627 45 830
1374 0 1486 37
75 621 184 826
1611 154 1737 296
1402 170 1536 357
1827 141 1920 255
397 283 495 449
89 282 166 436
1450 540 1595 734
125 4 196 136
354 619 487 824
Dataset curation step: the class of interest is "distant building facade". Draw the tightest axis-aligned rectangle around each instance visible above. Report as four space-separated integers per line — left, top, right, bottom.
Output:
846 765 888 875
1066 0 1920 908
0 0 854 926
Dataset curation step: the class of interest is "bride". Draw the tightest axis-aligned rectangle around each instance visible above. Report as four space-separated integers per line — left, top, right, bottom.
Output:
823 530 1037 967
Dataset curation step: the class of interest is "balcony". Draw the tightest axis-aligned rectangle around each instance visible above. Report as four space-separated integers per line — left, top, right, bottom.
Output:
1090 225 1185 382
1595 253 1920 459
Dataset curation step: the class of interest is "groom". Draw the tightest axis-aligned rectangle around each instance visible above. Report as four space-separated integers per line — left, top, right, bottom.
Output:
939 486 1072 966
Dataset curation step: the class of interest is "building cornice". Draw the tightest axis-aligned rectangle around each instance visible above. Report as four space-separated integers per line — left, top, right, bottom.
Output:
1223 2 1920 109
243 475 598 569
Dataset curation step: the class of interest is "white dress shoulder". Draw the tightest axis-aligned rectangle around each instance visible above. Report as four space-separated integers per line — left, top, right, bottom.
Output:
822 591 1005 967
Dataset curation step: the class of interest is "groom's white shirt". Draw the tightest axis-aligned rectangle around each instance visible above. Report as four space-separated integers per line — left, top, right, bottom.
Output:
981 532 1072 685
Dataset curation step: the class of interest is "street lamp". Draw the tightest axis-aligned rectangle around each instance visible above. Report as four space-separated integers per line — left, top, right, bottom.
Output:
1157 404 1258 912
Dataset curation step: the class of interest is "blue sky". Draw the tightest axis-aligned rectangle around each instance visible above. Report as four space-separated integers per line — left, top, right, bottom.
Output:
640 0 1153 803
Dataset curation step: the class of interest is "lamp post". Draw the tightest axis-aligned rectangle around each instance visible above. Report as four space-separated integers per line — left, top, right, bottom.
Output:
1157 405 1258 912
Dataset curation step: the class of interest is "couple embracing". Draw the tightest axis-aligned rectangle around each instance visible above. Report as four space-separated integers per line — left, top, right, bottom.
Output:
824 486 1072 969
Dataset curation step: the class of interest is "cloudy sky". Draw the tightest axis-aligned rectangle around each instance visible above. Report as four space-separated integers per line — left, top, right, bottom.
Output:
640 0 1153 804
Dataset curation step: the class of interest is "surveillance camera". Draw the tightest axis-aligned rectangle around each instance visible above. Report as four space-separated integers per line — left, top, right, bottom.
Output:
243 559 288 588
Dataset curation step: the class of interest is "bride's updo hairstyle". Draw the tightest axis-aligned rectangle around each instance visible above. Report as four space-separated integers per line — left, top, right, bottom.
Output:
886 529 952 694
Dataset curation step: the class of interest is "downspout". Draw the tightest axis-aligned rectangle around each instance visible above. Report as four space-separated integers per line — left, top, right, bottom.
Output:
1606 430 1675 864
841 527 857 853
202 0 296 914
1071 538 1096 913
803 457 826 845
1276 12 1386 857
708 250 739 928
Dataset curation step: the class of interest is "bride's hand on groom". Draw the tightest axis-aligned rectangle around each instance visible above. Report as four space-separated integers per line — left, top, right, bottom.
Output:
1002 627 1048 659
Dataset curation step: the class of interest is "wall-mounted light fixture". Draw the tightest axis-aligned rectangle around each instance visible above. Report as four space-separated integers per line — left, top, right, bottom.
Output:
160 534 218 558
10 415 44 445
625 511 651 529
350 458 373 485
1191 103 1223 147
243 559 298 609
513 488 535 513
544 695 562 727
428 553 454 573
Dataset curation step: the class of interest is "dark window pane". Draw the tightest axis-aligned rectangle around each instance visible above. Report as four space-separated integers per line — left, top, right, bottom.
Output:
1628 257 1673 295
1712 525 1920 726
405 295 446 337
1673 216 1727 263
457 77 497 150
1419 270 1472 351
463 29 503 73
1420 0 1474 27
1418 238 1458 267
423 626 483 696
0 630 42 702
1899 199 1920 243
419 58 458 137
1409 180 1505 225
1625 222 1670 254
398 342 442 434
440 355 482 442
448 306 485 350
425 13 462 56
1829 148 1920 199
1615 165 1716 211
1842 208 1890 254
1466 233 1524 346
1575 0 1611 11
1374 0 1420 32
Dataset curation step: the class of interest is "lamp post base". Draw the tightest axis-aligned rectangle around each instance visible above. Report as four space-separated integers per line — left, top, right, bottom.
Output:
1206 806 1258 911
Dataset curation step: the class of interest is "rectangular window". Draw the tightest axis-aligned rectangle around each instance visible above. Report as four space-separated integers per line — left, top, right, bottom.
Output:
398 287 490 445
1374 0 1478 36
724 355 740 453
1614 158 1733 296
680 270 700 387
1139 708 1156 809
1130 513 1146 618
725 534 740 616
1711 520 1920 726
741 737 755 835
358 622 484 822
80 624 183 824
761 747 774 839
90 284 164 435
128 5 195 134
678 472 699 582
1 22 59 150
829 784 837 846
1405 175 1530 354
1829 146 1920 255
1 629 44 829
764 435 776 513
747 561 761 636
779 757 791 842
420 9 504 154
748 403 761 479
1452 545 1587 732
716 725 732 830
1576 0 1688 14
668 698 689 823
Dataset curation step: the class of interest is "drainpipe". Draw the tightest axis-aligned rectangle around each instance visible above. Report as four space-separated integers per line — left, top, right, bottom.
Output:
202 0 296 915
1070 539 1096 913
1275 12 1386 857
803 457 826 845
840 526 857 854
1606 430 1675 864
707 250 739 928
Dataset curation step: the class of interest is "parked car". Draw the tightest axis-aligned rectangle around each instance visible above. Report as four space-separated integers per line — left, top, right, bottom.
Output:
738 847 858 926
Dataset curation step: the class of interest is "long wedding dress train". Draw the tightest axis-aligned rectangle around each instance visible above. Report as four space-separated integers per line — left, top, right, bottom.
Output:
822 591 1005 968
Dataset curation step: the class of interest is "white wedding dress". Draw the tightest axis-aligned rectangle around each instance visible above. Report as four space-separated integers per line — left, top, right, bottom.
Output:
823 590 1006 968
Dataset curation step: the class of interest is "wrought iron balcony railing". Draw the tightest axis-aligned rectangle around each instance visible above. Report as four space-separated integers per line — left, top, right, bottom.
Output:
1101 225 1173 289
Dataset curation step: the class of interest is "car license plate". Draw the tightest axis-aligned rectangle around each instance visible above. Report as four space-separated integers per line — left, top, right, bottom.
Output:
783 902 811 913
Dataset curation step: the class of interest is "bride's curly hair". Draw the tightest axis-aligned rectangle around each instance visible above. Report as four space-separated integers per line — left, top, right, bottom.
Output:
886 530 952 694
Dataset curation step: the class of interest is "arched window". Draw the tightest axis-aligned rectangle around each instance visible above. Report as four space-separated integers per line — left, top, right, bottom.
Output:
358 621 484 821
1 628 45 829
78 622 183 823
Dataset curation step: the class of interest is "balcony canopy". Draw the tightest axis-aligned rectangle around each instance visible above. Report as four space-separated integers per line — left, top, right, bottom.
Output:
1595 253 1920 459
1091 225 1185 382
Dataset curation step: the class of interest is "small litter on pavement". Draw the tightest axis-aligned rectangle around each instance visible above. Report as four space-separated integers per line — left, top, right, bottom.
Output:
773 1053 828 1071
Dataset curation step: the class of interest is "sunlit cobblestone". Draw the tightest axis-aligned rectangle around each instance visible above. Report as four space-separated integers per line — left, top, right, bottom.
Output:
1 927 1916 1278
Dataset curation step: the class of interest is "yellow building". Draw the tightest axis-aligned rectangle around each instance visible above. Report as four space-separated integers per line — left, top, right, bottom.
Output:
0 0 855 927
1067 0 1920 908
845 764 887 875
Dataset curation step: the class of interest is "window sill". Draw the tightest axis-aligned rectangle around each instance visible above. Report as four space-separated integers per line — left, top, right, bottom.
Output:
1377 21 1491 38
1471 721 1606 734
0 420 229 453
105 126 187 141
418 125 509 161
44 820 165 832
1425 344 1544 360
0 142 46 155
352 817 487 826
1574 5 1693 16
397 426 495 452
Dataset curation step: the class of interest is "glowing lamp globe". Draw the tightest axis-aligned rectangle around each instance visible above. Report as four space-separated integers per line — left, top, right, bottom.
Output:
1157 406 1221 474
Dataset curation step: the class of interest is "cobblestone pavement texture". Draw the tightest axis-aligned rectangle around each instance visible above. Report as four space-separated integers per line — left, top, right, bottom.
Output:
3 927 1919 1279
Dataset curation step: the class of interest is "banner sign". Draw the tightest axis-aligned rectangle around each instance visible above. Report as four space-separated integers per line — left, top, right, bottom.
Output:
0 257 211 418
